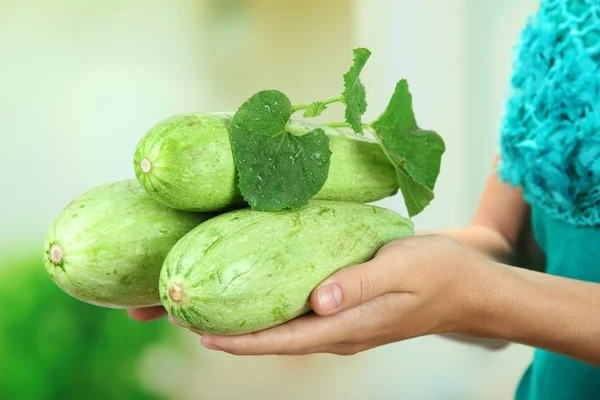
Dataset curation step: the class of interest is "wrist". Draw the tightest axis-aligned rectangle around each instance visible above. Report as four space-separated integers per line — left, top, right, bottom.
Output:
423 240 509 337
455 261 531 340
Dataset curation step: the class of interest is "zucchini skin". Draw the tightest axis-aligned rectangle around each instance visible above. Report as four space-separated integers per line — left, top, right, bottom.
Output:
134 112 399 212
160 200 413 335
43 180 211 308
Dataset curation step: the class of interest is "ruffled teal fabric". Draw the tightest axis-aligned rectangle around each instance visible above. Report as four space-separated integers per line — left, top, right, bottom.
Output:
498 0 600 226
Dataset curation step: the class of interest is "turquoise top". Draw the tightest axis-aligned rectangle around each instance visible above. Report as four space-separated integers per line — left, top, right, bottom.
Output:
498 0 600 399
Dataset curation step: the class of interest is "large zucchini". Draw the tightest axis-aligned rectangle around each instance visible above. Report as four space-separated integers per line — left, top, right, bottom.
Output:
160 200 413 335
134 112 399 212
43 180 210 308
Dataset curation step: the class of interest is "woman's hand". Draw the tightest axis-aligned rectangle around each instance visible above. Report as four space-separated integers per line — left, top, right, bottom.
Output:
195 235 500 355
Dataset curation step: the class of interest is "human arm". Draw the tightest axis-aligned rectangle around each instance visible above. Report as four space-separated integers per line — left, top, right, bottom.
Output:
426 155 544 348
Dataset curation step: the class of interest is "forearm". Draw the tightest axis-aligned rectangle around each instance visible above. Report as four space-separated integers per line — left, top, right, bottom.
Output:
470 263 600 366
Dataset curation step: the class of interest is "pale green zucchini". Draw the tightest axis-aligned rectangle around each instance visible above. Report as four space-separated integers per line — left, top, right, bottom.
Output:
160 200 413 335
43 180 211 308
134 112 399 212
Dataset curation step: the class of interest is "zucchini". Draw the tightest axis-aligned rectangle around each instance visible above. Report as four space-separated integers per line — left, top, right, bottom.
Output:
43 180 211 308
134 113 399 212
160 200 413 335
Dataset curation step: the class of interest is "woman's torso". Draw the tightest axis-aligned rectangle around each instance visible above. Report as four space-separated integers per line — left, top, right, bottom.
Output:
498 0 600 399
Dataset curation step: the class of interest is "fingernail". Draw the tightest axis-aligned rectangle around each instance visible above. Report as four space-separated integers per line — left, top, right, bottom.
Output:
318 282 343 312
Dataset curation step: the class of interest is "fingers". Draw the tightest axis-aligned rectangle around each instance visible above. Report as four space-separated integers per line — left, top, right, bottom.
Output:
127 306 167 321
199 293 416 356
309 235 452 317
200 311 353 356
310 259 398 316
199 294 408 356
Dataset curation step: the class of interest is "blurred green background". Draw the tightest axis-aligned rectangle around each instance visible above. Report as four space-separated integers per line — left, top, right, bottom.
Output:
2 0 540 399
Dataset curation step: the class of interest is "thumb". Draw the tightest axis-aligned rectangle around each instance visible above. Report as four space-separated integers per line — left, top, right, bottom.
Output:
310 259 394 316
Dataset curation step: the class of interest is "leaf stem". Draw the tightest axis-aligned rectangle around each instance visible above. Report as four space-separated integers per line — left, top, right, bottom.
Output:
323 121 373 131
291 104 309 113
291 97 343 113
323 121 351 128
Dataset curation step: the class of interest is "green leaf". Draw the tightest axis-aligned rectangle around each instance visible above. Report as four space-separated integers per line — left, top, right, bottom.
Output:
342 48 371 134
370 80 445 217
230 90 332 211
396 168 435 218
303 101 327 118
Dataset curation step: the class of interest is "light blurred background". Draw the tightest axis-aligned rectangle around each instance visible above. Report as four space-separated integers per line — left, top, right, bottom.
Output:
1 0 540 399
